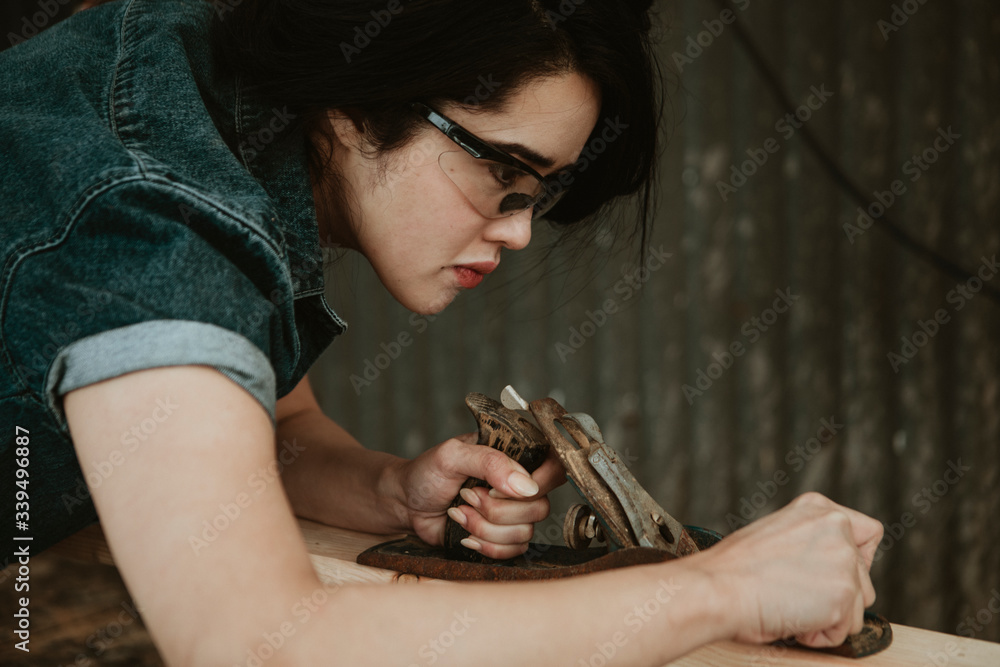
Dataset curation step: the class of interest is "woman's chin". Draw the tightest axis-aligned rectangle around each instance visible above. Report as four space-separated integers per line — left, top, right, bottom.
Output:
396 288 458 316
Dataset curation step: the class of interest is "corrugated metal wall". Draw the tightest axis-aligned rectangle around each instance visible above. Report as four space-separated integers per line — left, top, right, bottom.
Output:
311 0 1000 641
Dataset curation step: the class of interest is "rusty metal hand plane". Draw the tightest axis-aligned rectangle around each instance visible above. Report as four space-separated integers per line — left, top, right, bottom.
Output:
358 386 716 580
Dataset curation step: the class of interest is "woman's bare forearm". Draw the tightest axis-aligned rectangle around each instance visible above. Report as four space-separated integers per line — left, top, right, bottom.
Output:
277 407 411 534
287 557 727 667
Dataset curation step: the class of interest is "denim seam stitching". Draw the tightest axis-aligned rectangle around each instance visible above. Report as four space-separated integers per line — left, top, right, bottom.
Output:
107 0 149 178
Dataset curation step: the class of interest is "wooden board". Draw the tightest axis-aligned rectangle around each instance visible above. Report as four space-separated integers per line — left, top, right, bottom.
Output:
52 519 1000 666
670 625 998 667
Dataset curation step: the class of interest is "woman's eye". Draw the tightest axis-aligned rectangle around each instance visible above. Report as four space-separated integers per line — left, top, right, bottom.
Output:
488 162 521 189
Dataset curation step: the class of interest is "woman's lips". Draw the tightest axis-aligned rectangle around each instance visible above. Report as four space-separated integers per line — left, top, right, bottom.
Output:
452 262 497 289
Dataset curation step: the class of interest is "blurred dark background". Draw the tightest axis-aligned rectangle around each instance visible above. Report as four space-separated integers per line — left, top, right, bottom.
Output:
2 0 998 664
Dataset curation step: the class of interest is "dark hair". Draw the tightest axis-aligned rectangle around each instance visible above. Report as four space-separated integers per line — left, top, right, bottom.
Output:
211 0 662 253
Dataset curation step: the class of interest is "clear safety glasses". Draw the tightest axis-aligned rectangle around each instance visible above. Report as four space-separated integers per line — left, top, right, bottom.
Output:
411 102 571 219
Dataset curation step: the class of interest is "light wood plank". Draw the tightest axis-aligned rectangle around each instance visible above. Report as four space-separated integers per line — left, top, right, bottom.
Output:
668 625 1000 667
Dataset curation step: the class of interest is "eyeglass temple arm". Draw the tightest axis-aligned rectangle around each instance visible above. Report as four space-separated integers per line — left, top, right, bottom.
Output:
410 102 548 182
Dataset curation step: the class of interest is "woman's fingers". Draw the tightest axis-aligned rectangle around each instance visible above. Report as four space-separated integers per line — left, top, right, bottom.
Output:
793 492 884 569
447 504 533 552
858 556 877 607
402 436 566 556
531 449 568 495
450 487 550 557
487 449 566 501
435 439 541 499
796 588 866 648
460 486 550 525
704 492 883 647
458 536 530 560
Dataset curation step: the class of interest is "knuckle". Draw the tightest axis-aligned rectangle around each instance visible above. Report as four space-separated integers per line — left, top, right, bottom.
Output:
832 576 858 607
532 496 551 522
482 450 512 480
478 501 501 524
826 605 844 629
795 491 828 507
821 508 852 531
461 509 483 534
865 587 877 607
476 541 503 559
433 439 465 475
480 541 525 560
869 517 885 541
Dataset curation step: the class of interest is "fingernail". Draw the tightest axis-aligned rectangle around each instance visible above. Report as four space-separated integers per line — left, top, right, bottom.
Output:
459 487 480 508
460 537 482 552
447 507 467 526
488 488 506 499
507 472 539 497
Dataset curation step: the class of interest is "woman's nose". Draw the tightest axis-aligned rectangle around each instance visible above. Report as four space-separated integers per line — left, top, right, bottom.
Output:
485 207 533 250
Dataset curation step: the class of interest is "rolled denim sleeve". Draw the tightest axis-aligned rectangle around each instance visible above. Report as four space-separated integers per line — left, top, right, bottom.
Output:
44 320 276 430
3 179 299 432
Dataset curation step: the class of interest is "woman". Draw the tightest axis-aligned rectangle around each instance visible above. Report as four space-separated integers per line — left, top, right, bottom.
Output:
0 0 882 664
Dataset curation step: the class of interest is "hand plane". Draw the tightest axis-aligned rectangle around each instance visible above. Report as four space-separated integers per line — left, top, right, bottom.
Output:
360 386 712 578
356 387 891 658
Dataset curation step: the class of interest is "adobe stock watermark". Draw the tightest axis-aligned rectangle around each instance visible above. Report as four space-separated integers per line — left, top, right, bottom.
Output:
682 288 799 405
877 0 930 41
540 0 588 29
956 589 1000 640
6 0 74 47
349 312 436 395
725 416 843 530
922 639 970 667
235 577 346 667
211 0 244 20
188 438 306 555
873 459 970 562
716 84 834 201
240 107 297 163
406 611 477 667
13 275 133 387
748 619 818 667
55 599 144 667
887 254 998 373
340 0 413 63
843 126 960 244
60 396 181 513
670 0 751 73
174 201 314 338
555 245 672 362
577 579 682 667
374 74 505 196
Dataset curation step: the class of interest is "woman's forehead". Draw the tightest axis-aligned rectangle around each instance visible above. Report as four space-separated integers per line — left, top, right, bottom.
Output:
445 73 601 171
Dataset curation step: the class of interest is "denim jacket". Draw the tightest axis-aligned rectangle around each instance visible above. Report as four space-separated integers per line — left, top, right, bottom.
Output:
0 0 346 559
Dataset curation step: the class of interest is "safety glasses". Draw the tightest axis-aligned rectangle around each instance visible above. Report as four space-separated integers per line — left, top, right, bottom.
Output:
411 102 571 219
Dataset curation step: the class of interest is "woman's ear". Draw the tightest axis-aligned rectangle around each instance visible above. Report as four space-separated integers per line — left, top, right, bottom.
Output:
326 108 367 152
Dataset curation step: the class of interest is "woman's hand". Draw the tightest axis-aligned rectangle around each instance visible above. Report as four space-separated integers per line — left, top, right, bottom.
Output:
695 492 883 648
389 433 567 559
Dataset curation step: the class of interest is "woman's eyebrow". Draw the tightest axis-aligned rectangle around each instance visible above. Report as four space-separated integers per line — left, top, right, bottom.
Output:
491 140 556 170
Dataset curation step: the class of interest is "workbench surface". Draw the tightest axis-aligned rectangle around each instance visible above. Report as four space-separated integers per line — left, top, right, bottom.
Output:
53 519 1000 666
